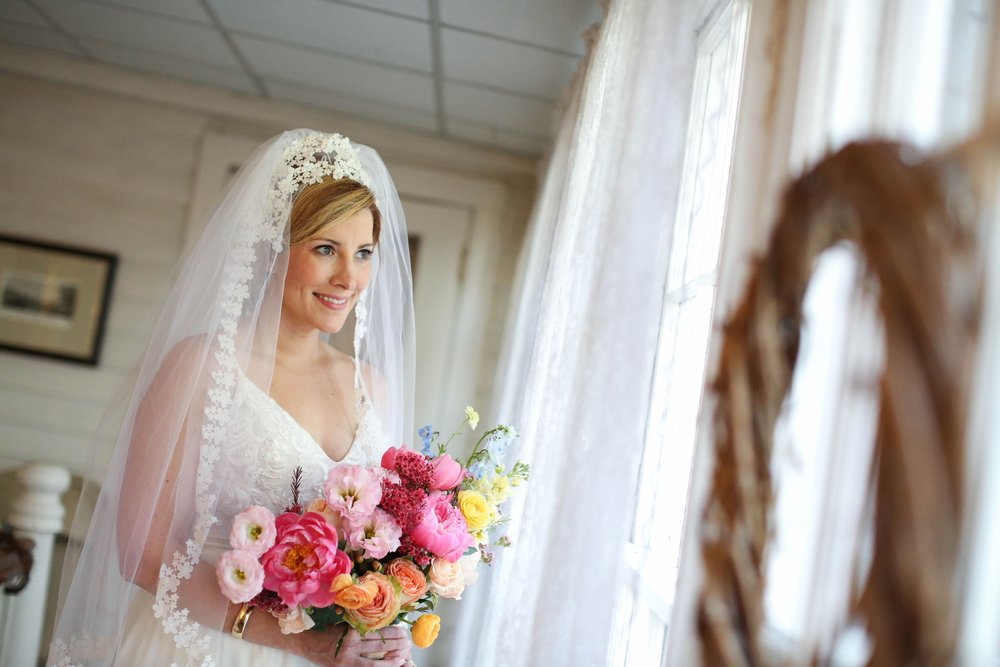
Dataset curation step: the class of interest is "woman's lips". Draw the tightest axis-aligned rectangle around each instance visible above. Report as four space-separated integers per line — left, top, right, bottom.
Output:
315 292 350 310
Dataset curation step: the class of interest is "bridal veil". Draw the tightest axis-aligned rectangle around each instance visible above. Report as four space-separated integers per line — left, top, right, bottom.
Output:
48 129 415 666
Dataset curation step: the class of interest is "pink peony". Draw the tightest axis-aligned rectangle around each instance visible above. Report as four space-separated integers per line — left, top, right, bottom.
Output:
229 505 277 557
428 455 464 491
346 507 403 560
409 491 476 562
216 550 264 603
261 511 352 609
324 466 382 519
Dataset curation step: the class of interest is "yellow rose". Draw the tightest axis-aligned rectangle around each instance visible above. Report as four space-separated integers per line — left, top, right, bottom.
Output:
457 490 490 531
411 614 441 648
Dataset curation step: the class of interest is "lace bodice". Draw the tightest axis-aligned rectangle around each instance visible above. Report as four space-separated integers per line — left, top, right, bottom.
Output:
214 367 390 524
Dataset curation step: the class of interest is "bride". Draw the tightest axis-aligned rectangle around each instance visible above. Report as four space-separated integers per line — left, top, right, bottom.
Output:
49 130 416 666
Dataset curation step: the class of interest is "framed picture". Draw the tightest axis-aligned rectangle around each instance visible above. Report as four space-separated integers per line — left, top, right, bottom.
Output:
0 235 117 365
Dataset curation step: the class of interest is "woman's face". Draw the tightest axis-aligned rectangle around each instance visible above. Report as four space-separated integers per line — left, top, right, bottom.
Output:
282 208 375 335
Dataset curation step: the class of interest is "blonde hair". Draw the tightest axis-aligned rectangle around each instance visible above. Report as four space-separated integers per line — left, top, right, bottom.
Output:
289 177 381 245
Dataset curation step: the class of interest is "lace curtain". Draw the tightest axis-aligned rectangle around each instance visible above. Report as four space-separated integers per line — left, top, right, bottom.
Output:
450 0 703 664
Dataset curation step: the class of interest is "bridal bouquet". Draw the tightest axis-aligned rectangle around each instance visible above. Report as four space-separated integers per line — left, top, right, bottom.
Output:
215 407 528 650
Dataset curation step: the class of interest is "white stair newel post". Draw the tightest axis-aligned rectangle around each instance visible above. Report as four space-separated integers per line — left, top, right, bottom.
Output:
2 463 71 667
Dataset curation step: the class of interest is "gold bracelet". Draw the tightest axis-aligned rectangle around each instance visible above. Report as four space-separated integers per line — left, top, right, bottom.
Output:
231 603 253 640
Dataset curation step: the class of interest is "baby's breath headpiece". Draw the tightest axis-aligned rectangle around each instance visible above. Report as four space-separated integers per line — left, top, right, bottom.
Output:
263 132 373 250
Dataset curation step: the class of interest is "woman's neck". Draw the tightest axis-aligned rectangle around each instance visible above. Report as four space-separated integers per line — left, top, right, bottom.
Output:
274 324 327 370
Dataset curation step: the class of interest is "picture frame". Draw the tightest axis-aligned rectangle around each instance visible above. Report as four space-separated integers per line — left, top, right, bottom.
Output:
0 235 117 366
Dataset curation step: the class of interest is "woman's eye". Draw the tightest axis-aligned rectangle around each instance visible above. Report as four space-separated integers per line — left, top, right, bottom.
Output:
357 249 373 261
315 245 334 256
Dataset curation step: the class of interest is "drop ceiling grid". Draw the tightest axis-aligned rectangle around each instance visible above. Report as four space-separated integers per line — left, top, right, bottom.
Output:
5 0 598 155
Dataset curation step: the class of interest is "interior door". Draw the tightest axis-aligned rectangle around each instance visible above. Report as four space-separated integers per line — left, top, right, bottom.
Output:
402 198 471 435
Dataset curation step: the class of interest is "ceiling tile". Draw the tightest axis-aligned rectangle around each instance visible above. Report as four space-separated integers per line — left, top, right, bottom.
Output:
82 38 259 94
235 34 436 112
104 0 212 24
447 119 547 156
443 81 554 136
267 79 439 133
33 0 240 68
208 0 432 72
439 0 601 56
337 0 429 21
0 1 47 26
0 20 83 55
442 27 578 100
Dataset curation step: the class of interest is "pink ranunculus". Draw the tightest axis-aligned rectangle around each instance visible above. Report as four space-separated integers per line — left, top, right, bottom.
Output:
381 446 400 470
216 550 264 603
324 466 382 519
408 491 476 562
229 505 277 557
346 507 403 560
261 511 352 609
428 455 464 491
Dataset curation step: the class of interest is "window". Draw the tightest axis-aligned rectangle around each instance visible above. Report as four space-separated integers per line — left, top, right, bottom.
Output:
608 2 750 664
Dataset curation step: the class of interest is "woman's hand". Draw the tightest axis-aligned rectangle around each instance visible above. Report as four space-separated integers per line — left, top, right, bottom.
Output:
295 624 412 667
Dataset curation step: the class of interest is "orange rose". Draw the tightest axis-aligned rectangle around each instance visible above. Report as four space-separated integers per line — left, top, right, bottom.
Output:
344 572 400 631
334 580 376 610
411 614 440 648
386 558 428 604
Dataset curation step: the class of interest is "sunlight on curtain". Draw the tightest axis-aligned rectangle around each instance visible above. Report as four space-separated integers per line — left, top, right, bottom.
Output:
608 2 749 665
455 0 704 664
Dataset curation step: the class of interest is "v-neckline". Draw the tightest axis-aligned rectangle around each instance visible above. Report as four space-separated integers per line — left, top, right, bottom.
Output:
236 367 359 464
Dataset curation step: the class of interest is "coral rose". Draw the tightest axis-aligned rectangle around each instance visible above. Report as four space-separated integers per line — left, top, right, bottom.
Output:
409 491 475 562
427 557 465 600
457 490 490 531
411 614 440 648
343 572 401 632
261 511 351 609
276 605 316 635
334 580 377 610
304 498 343 532
386 558 427 604
428 454 464 491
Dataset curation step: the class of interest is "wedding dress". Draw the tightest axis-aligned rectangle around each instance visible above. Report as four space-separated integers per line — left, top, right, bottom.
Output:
113 367 390 665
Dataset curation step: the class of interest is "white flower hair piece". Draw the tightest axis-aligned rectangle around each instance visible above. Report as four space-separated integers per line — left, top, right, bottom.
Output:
262 132 373 252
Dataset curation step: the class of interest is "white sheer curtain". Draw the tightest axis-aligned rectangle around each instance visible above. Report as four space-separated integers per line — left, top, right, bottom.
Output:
452 0 701 665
